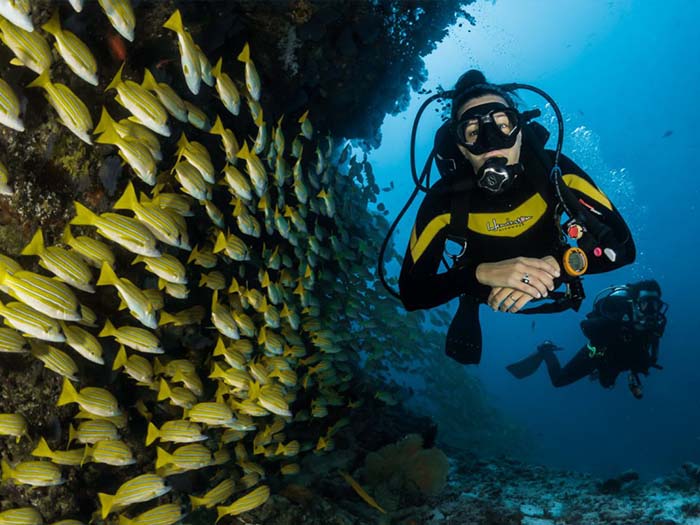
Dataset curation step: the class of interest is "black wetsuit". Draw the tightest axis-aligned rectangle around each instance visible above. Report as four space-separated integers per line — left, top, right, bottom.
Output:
398 143 636 310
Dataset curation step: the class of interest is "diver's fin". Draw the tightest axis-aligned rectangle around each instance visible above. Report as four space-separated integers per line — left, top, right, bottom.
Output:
506 352 546 379
445 295 482 365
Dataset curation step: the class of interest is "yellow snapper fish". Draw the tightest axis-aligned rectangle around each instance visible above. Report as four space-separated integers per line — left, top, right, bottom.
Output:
30 341 78 379
112 345 154 385
0 0 33 31
72 201 160 257
98 473 171 518
155 443 212 471
210 290 239 339
187 244 217 269
114 183 190 250
184 99 209 130
94 109 157 185
236 142 267 197
62 226 116 269
189 478 235 510
30 437 83 466
210 117 240 164
116 117 163 160
156 379 196 409
82 439 135 466
0 77 24 131
98 0 135 42
213 231 250 262
223 164 252 201
21 229 94 293
157 279 188 300
117 503 182 525
298 109 313 140
199 270 225 291
162 9 200 95
132 254 186 284
236 42 261 102
96 263 157 329
145 420 206 446
147 191 194 217
27 71 93 144
195 44 214 86
253 112 268 155
0 412 28 442
106 64 170 137
61 322 104 364
211 58 240 116
41 11 98 86
184 401 235 427
216 485 270 522
0 508 43 525
172 161 211 201
0 326 29 353
157 305 205 327
68 419 119 445
57 377 121 417
203 199 225 228
176 133 215 183
0 266 80 322
141 68 188 122
0 17 51 74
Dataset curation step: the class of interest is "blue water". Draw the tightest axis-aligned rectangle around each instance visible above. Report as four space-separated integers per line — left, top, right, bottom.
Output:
371 0 700 478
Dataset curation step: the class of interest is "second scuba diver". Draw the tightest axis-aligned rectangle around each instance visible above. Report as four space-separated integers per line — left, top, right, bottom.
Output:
397 70 636 364
507 280 668 399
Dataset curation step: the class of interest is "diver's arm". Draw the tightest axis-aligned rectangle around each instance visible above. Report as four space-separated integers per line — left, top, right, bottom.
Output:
398 191 486 310
557 153 636 274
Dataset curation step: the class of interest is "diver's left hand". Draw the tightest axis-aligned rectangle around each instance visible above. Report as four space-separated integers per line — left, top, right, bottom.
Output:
488 286 536 313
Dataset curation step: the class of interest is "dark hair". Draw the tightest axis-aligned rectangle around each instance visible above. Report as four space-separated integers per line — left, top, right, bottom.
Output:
628 279 662 298
451 69 517 120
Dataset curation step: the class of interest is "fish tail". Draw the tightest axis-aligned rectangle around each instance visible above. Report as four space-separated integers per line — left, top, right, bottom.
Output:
189 495 206 509
258 326 267 344
98 319 117 338
186 244 200 264
212 337 225 356
210 116 225 137
261 271 270 287
209 362 223 379
68 423 77 446
213 232 226 254
153 357 165 375
212 57 223 78
26 70 50 89
94 106 117 136
158 311 176 326
131 255 144 266
112 345 128 371
157 278 166 291
62 225 76 246
141 68 157 91
237 42 250 63
113 182 138 211
97 261 120 287
80 444 92 467
162 9 184 33
41 10 61 36
98 493 115 519
236 141 250 161
1 459 13 481
21 228 45 256
105 63 125 93
211 289 219 310
57 377 78 407
32 437 54 459
71 201 99 226
145 422 160 446
198 274 208 287
254 109 263 127
118 515 132 525
157 378 171 401
298 109 309 123
155 446 172 470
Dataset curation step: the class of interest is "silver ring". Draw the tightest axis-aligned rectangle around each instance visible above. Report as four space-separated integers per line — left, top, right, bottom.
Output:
521 273 530 285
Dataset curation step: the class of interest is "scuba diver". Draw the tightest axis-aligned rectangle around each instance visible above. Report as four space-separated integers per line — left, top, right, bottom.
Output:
387 70 636 364
506 280 668 399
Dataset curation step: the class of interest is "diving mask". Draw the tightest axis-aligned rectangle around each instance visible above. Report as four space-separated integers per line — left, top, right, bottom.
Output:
454 102 521 154
635 291 668 332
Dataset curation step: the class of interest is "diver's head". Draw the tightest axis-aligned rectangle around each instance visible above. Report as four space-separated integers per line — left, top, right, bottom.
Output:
451 70 523 193
629 280 667 333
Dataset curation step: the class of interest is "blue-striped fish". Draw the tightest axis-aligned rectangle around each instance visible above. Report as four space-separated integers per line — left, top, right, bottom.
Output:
21 229 94 293
0 266 80 321
172 161 211 201
27 70 93 144
0 412 28 442
145 420 206 446
132 254 186 284
0 300 66 342
211 58 240 116
199 271 225 291
213 231 250 262
176 134 215 183
184 401 235 427
112 345 154 385
190 478 235 509
146 191 194 217
0 0 33 31
61 322 104 364
0 77 24 132
57 377 121 417
155 444 212 471
210 116 240 164
223 164 253 201
106 64 170 137
62 226 116 269
157 305 205 327
236 142 267 198
99 319 162 354
98 0 135 42
68 419 119 445
0 17 51 74
97 263 157 329
187 244 217 268
157 279 188 300
236 43 260 102
30 437 83 466
42 11 98 86
0 508 43 525
98 473 171 518
162 10 200 95
117 503 182 525
71 201 160 257
1 458 63 487
142 68 188 122
156 379 196 409
30 341 77 379
83 439 135 466
216 485 270 522
210 290 239 339
0 327 29 353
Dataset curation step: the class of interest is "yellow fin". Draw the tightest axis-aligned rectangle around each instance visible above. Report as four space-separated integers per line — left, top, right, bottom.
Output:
162 9 184 33
237 42 250 63
212 57 223 78
97 261 120 287
145 422 160 446
339 470 386 514
112 345 128 371
57 377 79 407
21 228 45 256
41 10 62 36
105 63 125 93
113 182 139 211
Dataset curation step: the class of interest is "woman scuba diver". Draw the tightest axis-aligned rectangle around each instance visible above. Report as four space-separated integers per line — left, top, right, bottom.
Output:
386 70 636 364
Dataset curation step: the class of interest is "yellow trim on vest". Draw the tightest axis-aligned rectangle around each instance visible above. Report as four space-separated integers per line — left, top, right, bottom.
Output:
410 212 450 262
468 193 547 237
562 174 612 211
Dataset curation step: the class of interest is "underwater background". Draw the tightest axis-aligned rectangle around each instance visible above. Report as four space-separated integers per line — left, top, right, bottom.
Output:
372 0 699 480
0 0 698 524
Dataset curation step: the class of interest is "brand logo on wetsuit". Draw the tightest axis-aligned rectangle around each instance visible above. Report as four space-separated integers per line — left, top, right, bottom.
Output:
486 215 533 232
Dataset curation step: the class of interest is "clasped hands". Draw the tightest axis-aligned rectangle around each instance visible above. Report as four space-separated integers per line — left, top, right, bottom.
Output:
475 256 561 313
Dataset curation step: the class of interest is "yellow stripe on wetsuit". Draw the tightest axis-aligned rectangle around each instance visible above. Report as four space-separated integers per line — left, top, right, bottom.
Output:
562 173 612 211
